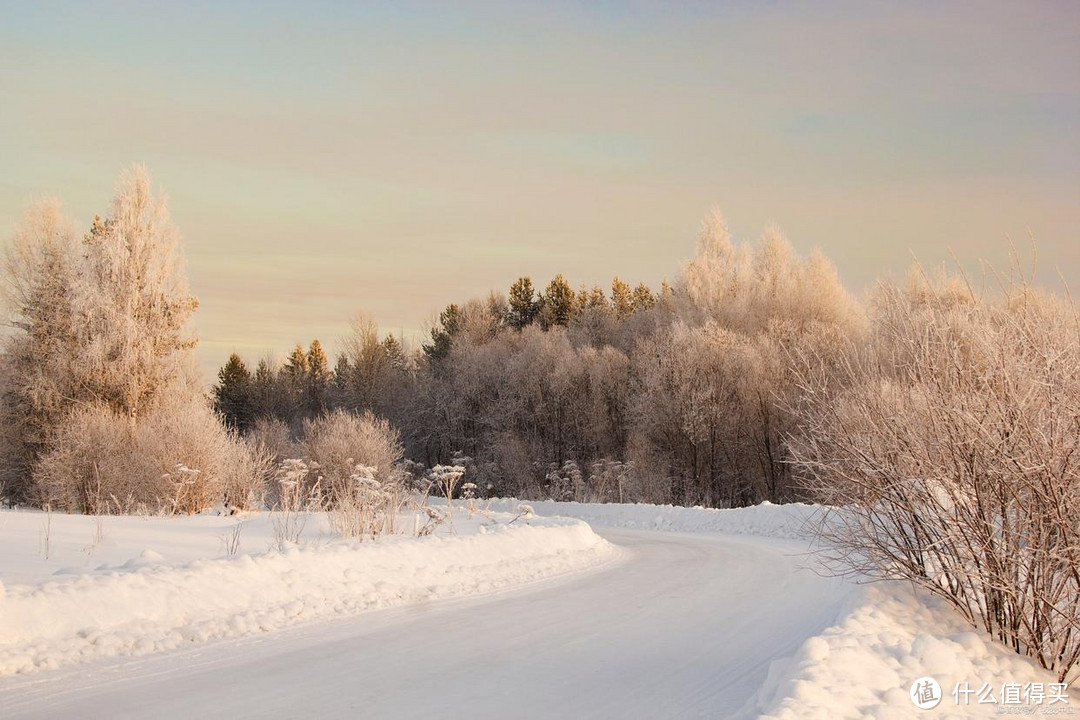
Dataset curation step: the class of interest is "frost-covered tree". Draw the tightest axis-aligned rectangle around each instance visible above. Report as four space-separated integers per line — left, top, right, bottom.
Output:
2 166 261 512
630 212 865 505
1 169 199 456
0 201 81 498
76 167 200 428
278 343 310 418
341 311 389 410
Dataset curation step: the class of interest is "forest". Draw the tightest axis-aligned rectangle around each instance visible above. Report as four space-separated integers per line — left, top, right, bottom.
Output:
210 217 865 510
2 168 1077 680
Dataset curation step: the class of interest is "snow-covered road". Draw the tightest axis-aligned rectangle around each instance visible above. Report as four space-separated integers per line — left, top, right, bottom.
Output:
0 529 853 719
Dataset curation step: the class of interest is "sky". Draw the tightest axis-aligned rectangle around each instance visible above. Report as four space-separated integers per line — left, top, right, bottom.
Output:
2 1 1078 377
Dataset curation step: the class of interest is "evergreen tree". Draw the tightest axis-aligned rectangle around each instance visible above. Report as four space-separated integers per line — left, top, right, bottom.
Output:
632 282 656 312
424 304 463 361
575 283 590 317
333 353 351 391
252 358 277 419
611 277 634 318
587 284 609 310
540 274 576 328
213 353 254 431
279 344 309 418
329 352 350 410
306 340 331 415
284 344 309 378
507 276 539 330
382 334 407 370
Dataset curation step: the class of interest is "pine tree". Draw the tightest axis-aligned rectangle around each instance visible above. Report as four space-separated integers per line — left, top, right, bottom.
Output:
575 283 590 317
306 340 331 415
587 284 609 310
507 277 539 330
424 304 463 361
632 282 656 312
284 344 309 378
252 358 277 419
333 353 351 390
214 354 254 431
540 274 576 328
279 344 309 418
382 334 407 370
611 277 634 318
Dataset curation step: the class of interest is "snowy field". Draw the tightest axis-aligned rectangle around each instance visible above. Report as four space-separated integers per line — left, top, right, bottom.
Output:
0 501 1074 718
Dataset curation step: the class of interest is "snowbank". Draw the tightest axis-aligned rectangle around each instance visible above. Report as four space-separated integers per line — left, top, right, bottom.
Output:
745 582 1078 718
0 510 618 676
482 498 818 540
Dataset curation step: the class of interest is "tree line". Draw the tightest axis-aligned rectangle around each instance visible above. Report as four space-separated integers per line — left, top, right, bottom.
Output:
213 215 866 508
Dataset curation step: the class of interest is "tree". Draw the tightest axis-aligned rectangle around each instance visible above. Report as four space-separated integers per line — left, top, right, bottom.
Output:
279 344 310 419
2 166 262 512
382 334 407 370
214 353 254 431
343 311 389 409
586 285 609 310
333 352 351 392
2 168 199 469
626 213 864 506
251 357 277 420
76 167 200 428
507 276 540 330
306 339 331 415
424 303 463 361
540 274 576 328
0 200 81 499
631 282 656 312
611 277 634 318
284 344 309 379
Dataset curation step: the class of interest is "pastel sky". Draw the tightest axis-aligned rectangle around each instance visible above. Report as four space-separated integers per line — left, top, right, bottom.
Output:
2 1 1078 377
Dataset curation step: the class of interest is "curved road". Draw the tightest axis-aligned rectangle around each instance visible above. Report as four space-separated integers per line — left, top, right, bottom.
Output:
0 529 852 719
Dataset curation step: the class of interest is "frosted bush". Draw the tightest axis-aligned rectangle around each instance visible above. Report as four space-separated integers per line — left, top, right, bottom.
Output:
301 409 406 539
35 393 267 515
790 268 1080 682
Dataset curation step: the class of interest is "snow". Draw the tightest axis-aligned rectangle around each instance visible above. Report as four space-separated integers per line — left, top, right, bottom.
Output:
1 500 1074 718
746 583 1078 718
1 529 849 719
481 497 819 539
492 499 1078 716
0 507 618 676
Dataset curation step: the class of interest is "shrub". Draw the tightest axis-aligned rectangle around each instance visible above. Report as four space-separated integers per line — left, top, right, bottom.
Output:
789 269 1080 682
301 409 406 538
35 393 267 515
